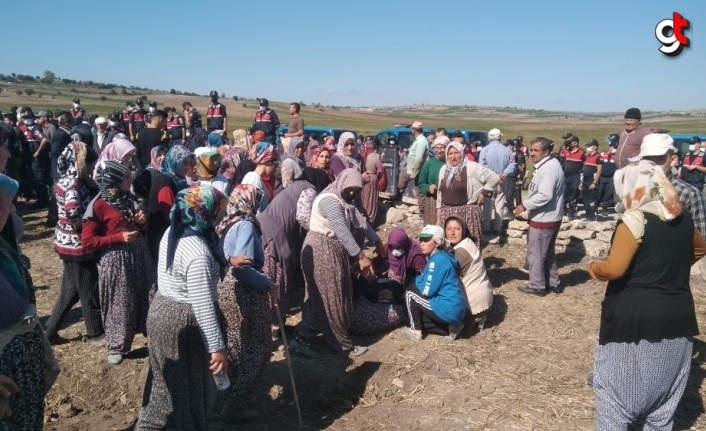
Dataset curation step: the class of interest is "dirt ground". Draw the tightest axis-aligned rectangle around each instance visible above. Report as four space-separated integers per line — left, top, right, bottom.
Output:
17 201 706 431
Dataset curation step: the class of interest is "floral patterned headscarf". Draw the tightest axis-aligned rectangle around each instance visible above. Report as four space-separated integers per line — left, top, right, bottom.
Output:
93 138 135 178
216 184 264 237
166 184 227 270
252 142 280 165
161 145 193 191
614 159 682 241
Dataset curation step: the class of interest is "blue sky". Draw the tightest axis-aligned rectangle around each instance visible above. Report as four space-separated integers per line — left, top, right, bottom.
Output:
4 1 704 112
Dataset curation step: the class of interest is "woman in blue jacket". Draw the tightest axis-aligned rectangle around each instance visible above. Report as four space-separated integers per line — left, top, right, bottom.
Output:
403 225 466 341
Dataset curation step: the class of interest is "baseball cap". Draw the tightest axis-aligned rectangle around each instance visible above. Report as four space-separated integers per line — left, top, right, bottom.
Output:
209 90 218 97
411 121 423 129
259 98 269 106
639 133 676 158
566 135 579 143
586 139 599 148
419 225 443 239
36 110 49 118
561 132 574 139
73 98 80 103
194 147 219 158
488 128 502 138
95 116 107 125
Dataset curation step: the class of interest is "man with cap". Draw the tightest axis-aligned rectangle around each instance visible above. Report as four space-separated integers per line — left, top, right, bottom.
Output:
206 91 227 133
70 98 86 120
36 110 56 145
135 110 168 172
121 101 133 131
679 136 706 193
616 107 652 168
479 128 515 242
597 134 619 215
514 137 565 296
397 121 428 200
250 98 280 144
579 139 603 220
560 134 585 220
129 98 148 141
93 117 116 154
516 135 528 158
144 101 158 125
165 107 185 146
639 133 706 281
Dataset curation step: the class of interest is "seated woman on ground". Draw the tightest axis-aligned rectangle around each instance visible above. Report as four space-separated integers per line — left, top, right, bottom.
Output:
376 227 426 287
444 216 493 330
348 260 407 336
403 225 466 342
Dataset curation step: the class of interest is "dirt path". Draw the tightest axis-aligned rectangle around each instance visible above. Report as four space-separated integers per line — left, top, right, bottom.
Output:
18 203 706 431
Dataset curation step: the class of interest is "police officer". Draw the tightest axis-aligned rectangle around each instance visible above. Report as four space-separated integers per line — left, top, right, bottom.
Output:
145 100 158 125
250 98 280 144
560 134 585 220
21 111 50 206
129 98 148 141
166 107 185 146
597 134 619 215
70 98 86 120
579 139 603 220
206 91 227 133
680 136 706 193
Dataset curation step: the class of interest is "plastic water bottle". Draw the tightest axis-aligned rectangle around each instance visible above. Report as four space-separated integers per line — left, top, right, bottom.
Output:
214 370 230 391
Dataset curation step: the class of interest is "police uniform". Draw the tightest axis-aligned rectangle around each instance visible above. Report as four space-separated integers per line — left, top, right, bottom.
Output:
561 145 585 219
597 148 617 213
251 108 280 144
166 114 185 146
69 107 86 120
581 151 603 218
206 103 226 132
130 108 148 138
507 147 526 213
680 149 706 192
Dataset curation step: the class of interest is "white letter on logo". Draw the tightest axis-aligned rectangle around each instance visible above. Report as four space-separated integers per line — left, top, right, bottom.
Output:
656 19 680 54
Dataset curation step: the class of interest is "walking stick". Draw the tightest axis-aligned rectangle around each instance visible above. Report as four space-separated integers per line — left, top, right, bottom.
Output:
274 300 303 427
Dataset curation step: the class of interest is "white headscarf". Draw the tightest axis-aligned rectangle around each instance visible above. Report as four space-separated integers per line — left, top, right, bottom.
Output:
444 142 468 188
334 131 360 170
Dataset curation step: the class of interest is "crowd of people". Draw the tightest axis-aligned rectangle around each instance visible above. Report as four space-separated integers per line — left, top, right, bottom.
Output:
0 99 705 430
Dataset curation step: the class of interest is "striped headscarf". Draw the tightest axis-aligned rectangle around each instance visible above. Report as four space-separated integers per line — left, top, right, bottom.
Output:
334 132 360 170
166 184 227 270
95 160 135 220
161 145 193 191
216 184 264 237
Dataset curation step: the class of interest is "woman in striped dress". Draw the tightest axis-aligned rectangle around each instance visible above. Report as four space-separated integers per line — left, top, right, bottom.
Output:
436 142 500 250
82 161 156 365
290 168 385 358
136 185 228 431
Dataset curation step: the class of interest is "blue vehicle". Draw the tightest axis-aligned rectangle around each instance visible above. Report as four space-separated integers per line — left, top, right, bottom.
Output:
278 126 357 144
447 129 490 146
375 126 488 150
669 133 706 157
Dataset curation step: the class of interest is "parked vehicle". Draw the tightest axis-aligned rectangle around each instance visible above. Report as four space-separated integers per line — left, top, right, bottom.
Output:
278 126 357 144
669 133 706 157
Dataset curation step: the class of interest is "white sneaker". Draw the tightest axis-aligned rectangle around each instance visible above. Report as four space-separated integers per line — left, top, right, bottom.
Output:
107 354 123 365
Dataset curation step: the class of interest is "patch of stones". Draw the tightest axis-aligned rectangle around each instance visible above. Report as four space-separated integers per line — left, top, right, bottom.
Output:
506 217 617 258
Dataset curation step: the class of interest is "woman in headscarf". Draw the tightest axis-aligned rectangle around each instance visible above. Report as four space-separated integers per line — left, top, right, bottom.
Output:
588 159 706 430
0 173 56 431
358 137 385 224
419 136 450 225
137 185 228 431
207 130 225 148
304 137 319 164
330 132 365 177
218 130 251 184
323 135 336 153
436 141 500 250
45 142 104 341
402 225 466 342
308 146 334 183
384 227 426 285
194 147 230 195
146 145 167 172
258 167 331 338
82 160 156 365
290 168 384 358
216 184 278 421
444 216 493 330
186 127 208 152
92 138 136 178
242 142 279 213
134 144 196 263
279 137 307 189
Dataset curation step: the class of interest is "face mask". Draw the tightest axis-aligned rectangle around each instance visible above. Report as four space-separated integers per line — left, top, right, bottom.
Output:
259 105 266 112
342 190 357 203
108 121 115 127
73 103 79 109
588 146 597 153
610 147 616 153
23 119 33 126
689 144 698 152
149 107 156 114
391 249 404 257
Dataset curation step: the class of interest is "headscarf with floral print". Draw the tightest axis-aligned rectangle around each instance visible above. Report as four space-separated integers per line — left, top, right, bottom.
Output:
216 184 264 238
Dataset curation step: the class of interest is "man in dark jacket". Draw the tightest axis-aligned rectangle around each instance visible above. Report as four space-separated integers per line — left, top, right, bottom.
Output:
250 98 280 143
